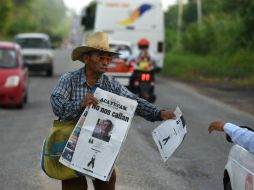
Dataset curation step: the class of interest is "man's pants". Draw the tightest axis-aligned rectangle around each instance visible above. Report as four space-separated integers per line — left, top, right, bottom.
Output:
62 169 116 190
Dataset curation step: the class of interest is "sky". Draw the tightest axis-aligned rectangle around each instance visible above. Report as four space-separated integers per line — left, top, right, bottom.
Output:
63 0 178 14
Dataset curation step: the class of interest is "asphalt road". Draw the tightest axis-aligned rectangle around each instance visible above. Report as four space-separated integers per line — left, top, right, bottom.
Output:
0 49 254 190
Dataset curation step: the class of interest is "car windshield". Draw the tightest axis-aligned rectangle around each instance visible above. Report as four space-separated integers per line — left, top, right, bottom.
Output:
0 49 18 68
15 38 50 49
110 44 132 59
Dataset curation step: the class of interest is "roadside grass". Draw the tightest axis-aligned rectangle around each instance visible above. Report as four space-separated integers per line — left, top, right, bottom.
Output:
161 50 254 88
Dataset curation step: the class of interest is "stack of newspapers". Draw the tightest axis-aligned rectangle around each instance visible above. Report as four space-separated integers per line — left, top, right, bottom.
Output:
59 88 138 181
59 88 187 181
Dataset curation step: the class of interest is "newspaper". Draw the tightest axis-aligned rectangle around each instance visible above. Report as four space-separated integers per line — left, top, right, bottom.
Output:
152 107 187 162
67 88 138 181
59 108 89 167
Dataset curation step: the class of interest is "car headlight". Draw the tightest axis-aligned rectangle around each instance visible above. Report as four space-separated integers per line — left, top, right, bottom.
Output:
42 54 52 62
5 76 20 87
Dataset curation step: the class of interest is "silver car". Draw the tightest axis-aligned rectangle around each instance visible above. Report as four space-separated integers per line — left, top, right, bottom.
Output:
15 33 54 76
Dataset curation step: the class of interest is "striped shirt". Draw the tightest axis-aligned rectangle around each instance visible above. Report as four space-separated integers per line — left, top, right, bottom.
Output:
50 67 161 121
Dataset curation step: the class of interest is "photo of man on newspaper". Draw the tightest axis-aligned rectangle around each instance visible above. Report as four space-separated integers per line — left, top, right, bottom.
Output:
92 119 114 142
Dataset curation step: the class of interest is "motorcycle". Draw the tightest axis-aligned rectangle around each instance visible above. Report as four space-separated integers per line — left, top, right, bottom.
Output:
128 70 156 103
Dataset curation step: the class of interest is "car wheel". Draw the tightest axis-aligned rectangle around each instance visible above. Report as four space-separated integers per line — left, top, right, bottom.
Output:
24 92 28 104
17 90 27 109
46 67 53 77
224 180 232 190
16 101 24 109
224 171 232 190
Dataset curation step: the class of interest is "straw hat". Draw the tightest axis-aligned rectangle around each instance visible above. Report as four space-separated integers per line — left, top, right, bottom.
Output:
71 32 119 62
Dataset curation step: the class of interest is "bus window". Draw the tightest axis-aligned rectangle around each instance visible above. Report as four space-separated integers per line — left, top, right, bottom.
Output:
158 42 163 53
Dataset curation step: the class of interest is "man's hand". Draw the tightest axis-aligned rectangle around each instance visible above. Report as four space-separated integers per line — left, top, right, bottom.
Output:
160 110 176 120
208 121 226 133
80 93 98 109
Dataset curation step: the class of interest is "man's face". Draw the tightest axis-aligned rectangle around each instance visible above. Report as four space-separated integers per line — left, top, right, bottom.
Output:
84 51 113 75
101 121 111 132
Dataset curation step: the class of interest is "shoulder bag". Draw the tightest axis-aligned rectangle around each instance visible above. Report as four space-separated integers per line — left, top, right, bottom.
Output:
40 119 82 180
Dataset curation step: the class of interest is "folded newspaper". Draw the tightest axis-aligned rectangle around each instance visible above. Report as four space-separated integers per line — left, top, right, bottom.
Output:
59 108 89 167
60 88 138 181
152 107 187 162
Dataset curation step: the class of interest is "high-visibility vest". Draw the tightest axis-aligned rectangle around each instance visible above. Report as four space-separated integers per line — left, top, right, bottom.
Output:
136 51 153 71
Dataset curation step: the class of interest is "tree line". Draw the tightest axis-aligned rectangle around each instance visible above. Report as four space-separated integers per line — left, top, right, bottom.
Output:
163 0 254 87
165 0 254 54
0 0 71 47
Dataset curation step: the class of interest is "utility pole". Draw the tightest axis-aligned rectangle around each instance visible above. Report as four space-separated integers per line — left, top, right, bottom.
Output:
197 0 202 25
176 0 184 49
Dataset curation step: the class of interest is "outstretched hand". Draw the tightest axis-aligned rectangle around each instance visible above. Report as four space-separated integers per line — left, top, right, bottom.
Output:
208 121 225 133
160 110 176 120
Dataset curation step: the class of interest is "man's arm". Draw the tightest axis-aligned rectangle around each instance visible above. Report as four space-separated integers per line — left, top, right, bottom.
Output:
110 78 175 121
224 123 254 153
209 121 254 153
50 73 82 120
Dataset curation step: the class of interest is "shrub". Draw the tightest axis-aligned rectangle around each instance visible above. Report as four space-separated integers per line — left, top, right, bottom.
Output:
182 13 243 55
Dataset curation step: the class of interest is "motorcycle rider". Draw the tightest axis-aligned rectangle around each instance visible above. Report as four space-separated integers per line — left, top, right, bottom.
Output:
128 38 157 102
130 38 156 71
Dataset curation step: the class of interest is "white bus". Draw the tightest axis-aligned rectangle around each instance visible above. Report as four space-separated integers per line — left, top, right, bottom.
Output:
81 0 165 70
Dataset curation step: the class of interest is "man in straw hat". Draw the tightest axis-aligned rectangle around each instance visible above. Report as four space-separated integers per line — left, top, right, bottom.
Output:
50 32 176 190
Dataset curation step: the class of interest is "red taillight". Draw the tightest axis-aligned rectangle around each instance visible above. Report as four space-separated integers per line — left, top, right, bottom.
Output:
141 74 146 81
141 74 151 81
146 74 151 81
129 60 136 72
245 174 253 190
129 68 135 72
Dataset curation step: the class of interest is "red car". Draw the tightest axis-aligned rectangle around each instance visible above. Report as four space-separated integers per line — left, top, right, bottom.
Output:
0 42 29 108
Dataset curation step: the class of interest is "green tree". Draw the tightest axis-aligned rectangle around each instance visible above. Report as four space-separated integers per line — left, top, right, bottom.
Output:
31 0 69 46
3 0 70 47
0 0 13 38
222 0 254 50
240 1 254 50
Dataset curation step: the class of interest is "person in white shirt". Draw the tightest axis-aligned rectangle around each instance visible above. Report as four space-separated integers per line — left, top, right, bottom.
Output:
208 121 254 153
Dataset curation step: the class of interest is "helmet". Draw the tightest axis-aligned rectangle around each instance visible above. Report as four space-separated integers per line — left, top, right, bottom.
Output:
138 38 150 46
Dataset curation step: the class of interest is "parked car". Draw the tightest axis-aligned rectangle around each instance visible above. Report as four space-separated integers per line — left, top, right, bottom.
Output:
15 33 54 76
224 144 254 190
0 42 29 108
105 40 133 86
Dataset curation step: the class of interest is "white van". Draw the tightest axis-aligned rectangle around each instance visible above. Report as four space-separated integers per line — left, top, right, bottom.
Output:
15 33 54 76
81 0 164 70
